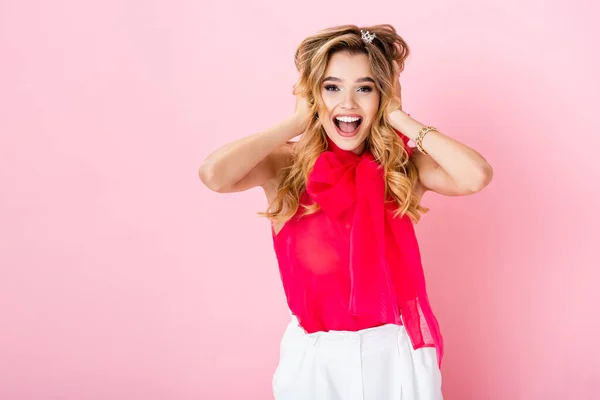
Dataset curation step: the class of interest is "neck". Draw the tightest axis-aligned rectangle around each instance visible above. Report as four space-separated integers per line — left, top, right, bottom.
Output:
351 141 367 155
327 137 368 156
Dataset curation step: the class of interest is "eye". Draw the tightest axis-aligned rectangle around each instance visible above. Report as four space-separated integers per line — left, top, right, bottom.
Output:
358 86 373 93
324 85 339 92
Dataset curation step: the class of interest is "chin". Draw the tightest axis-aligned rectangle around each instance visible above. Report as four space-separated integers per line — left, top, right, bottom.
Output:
332 136 365 152
325 124 368 154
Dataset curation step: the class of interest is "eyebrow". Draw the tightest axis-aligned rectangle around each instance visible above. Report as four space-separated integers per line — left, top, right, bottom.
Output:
323 76 376 84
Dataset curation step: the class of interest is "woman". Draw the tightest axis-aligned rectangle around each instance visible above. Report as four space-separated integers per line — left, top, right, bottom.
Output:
199 24 493 400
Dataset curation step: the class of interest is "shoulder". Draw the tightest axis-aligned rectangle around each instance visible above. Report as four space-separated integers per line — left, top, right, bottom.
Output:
409 147 439 199
265 141 295 178
410 147 439 170
273 141 295 164
260 140 294 172
262 141 295 198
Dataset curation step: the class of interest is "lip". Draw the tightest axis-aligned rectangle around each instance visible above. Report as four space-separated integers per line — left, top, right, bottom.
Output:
333 113 363 119
332 113 363 138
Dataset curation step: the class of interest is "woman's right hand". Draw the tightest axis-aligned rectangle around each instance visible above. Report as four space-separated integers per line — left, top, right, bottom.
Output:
199 82 310 194
292 83 311 130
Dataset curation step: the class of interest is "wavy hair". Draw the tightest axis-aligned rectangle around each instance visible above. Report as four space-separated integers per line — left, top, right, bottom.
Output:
262 24 428 225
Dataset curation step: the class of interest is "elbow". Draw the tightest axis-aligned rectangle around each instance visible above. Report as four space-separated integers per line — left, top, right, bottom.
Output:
198 162 228 193
466 163 494 194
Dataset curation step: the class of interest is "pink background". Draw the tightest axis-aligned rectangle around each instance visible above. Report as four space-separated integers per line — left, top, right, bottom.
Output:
1 0 599 399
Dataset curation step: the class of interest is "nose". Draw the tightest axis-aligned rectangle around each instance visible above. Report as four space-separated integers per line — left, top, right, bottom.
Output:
340 90 357 109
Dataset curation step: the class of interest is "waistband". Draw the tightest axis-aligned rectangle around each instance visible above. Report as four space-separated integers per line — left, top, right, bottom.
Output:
287 313 407 351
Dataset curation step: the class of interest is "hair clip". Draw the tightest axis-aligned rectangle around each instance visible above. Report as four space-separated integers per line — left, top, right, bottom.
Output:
360 30 376 44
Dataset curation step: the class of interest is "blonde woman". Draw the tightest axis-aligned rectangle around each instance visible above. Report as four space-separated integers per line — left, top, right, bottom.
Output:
199 24 493 400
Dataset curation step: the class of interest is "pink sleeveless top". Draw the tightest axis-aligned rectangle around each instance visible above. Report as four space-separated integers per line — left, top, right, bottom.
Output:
272 192 385 333
271 138 444 367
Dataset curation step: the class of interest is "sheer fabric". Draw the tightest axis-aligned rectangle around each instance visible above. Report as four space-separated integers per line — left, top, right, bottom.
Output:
272 131 443 367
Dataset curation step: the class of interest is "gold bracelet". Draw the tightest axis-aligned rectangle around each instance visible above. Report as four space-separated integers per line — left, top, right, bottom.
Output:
415 126 438 155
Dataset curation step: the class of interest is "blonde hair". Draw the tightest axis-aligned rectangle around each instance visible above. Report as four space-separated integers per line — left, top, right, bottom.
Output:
262 24 428 225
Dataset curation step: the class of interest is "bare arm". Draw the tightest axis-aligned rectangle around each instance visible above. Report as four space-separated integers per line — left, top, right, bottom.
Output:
198 114 303 193
387 71 493 198
388 110 493 197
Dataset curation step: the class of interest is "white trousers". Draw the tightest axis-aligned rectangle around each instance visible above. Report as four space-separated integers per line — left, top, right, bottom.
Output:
272 315 443 400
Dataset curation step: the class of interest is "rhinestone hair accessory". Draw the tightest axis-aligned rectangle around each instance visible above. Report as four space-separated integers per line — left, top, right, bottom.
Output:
360 29 376 44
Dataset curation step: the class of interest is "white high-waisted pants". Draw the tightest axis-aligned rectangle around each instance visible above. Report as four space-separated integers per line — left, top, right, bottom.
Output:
272 315 443 400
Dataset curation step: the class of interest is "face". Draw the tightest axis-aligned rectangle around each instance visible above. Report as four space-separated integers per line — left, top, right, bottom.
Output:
318 51 380 154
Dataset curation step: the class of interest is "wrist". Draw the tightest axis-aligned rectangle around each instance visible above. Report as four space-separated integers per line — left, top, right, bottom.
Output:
388 110 417 139
388 108 410 121
290 113 308 131
284 113 307 138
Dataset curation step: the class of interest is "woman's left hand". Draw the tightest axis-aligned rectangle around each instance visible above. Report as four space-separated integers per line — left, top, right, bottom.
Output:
385 85 494 197
386 61 403 116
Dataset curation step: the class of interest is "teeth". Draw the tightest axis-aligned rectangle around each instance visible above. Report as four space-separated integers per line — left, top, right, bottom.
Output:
335 116 361 123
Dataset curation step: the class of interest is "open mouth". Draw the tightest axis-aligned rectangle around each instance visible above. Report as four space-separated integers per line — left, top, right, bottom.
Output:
333 115 363 137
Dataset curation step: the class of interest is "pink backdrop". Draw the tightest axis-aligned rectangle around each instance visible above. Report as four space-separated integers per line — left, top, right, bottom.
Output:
1 0 599 399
